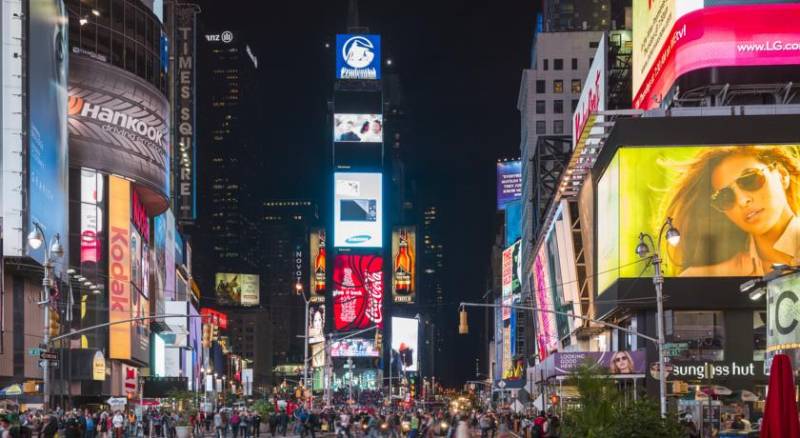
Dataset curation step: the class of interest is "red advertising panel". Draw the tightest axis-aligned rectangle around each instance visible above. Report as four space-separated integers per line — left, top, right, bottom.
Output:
200 307 228 329
332 254 384 331
634 2 800 109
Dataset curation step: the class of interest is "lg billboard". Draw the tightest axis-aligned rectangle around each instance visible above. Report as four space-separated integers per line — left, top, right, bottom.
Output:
334 172 383 248
633 0 800 109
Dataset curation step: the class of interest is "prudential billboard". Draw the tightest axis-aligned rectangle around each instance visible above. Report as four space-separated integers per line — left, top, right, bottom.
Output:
336 34 381 80
27 0 69 270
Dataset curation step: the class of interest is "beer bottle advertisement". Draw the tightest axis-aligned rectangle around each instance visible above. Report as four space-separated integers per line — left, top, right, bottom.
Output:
310 228 326 303
392 226 416 303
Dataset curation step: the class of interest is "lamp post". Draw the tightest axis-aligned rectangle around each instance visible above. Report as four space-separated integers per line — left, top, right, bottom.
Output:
296 282 310 391
635 217 681 418
27 222 64 411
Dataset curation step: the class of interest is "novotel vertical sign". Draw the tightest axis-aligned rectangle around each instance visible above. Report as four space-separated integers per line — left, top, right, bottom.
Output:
336 34 381 80
176 6 197 221
109 176 132 360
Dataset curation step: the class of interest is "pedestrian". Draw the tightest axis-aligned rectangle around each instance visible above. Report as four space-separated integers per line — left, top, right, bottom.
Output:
252 413 261 438
42 416 58 438
230 411 241 438
112 412 125 438
531 412 547 438
241 413 251 438
214 411 225 438
277 410 288 437
544 414 559 438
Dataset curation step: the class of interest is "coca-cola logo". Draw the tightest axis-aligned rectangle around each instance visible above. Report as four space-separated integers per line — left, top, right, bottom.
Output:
365 272 383 324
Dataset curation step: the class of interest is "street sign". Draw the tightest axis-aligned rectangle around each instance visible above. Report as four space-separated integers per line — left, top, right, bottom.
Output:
664 342 689 357
38 359 59 369
28 348 42 356
40 351 58 361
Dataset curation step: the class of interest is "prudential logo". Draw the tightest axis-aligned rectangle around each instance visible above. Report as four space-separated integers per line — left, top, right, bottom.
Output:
336 34 381 80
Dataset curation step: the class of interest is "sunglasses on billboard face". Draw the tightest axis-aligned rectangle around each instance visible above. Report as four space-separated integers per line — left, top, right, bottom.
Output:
710 164 776 212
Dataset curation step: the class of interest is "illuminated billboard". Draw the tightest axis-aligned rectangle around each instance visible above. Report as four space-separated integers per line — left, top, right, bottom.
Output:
330 339 380 357
598 144 800 294
391 317 418 373
309 305 325 344
497 160 522 210
633 1 800 109
336 34 381 80
533 245 559 358
334 172 383 248
391 227 416 303
502 240 522 299
334 114 383 143
109 176 132 360
215 273 260 306
309 228 326 303
332 254 384 331
68 55 170 207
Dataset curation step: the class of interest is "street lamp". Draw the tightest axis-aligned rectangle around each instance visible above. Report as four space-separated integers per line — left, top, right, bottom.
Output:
635 217 680 418
27 222 63 410
296 281 311 393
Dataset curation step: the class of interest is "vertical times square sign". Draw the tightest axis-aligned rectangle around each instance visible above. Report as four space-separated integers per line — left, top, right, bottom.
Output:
175 6 198 221
336 34 381 80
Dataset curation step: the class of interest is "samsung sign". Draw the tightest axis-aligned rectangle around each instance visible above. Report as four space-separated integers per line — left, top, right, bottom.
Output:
336 34 381 80
333 172 383 248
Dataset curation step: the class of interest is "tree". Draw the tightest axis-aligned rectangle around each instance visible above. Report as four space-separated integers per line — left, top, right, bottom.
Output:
251 399 274 418
560 362 682 438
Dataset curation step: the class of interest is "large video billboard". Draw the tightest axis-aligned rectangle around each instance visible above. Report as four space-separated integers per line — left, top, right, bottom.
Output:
330 339 380 357
598 144 800 294
502 240 522 299
391 317 418 373
392 227 416 304
215 273 260 306
28 0 69 270
497 160 522 210
633 1 800 109
68 55 170 207
309 228 326 303
336 34 381 80
334 172 383 248
332 254 384 331
334 114 383 143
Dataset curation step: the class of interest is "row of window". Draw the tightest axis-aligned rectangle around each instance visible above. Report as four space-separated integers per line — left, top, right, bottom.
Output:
536 98 580 115
535 119 565 135
536 79 583 95
541 57 579 71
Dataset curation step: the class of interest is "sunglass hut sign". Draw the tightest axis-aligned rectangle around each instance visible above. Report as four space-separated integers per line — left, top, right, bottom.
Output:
671 362 760 380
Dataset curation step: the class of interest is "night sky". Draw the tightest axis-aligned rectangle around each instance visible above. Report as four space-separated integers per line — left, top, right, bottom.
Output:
198 0 537 387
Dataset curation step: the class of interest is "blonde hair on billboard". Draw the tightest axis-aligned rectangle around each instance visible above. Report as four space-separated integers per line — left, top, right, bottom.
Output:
659 145 800 272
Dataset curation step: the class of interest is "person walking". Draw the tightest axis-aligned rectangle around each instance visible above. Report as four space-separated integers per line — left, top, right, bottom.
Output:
230 412 241 438
214 411 225 438
252 413 261 438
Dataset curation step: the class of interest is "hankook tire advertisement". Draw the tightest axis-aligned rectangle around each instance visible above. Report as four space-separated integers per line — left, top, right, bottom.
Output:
68 55 170 205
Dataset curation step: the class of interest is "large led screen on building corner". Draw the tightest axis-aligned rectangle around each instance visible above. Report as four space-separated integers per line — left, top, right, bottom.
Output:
332 254 384 331
597 144 800 294
334 172 383 248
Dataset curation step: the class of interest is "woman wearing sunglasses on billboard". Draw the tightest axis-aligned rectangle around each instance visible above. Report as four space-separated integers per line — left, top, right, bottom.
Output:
661 145 800 277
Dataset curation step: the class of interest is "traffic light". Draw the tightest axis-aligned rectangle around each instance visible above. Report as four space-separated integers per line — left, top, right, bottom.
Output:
49 310 61 338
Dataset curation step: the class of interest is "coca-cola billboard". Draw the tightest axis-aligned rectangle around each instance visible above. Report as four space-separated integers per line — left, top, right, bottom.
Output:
332 254 384 331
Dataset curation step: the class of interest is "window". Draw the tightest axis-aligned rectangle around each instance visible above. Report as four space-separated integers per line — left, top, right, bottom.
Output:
554 58 563 70
590 41 599 48
553 120 564 134
536 80 545 94
553 80 564 93
535 120 546 134
553 100 564 114
536 100 546 114
668 311 725 361
543 59 549 71
571 58 578 70
572 79 582 94
754 311 767 361
571 99 579 111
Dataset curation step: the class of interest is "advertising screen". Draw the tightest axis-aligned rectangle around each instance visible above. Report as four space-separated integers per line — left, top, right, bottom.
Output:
28 0 69 270
391 317 418 372
334 114 383 143
330 339 380 357
502 240 522 299
109 176 132 360
632 1 800 109
497 160 522 210
215 273 260 306
391 227 416 304
310 228 326 302
598 144 800 294
336 34 381 80
332 254 384 331
80 169 104 264
309 305 325 344
334 172 383 248
765 271 800 363
505 200 522 247
68 55 170 204
533 246 559 359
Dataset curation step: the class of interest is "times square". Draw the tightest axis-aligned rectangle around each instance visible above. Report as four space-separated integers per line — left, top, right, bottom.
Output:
1 0 800 437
